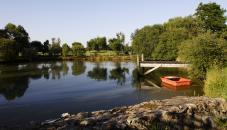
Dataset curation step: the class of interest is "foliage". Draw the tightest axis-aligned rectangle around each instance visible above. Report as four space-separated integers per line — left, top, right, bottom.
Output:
62 43 70 57
4 23 30 54
195 2 226 32
204 67 227 99
43 40 50 54
50 38 62 56
72 42 85 56
178 32 226 78
87 37 107 51
30 40 43 53
0 38 17 61
131 25 164 57
152 28 188 60
108 32 125 52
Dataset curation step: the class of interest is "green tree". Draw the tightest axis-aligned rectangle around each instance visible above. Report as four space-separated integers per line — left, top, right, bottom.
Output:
87 37 107 51
0 38 17 61
72 42 85 56
62 43 70 57
108 32 125 53
4 23 30 55
50 38 62 56
132 25 164 58
195 2 226 32
152 28 188 60
178 32 226 78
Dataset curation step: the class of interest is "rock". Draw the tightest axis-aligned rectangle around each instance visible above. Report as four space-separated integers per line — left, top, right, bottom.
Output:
27 96 227 130
61 113 70 118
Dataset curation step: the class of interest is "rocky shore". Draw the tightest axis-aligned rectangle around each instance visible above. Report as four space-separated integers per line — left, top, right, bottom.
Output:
29 96 227 130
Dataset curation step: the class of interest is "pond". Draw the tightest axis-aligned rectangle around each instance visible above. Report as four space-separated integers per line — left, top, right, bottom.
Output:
0 61 204 126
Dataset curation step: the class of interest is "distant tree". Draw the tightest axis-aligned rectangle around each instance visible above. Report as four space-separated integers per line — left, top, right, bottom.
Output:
87 37 107 51
195 2 227 32
0 38 17 61
72 42 85 56
30 41 43 53
108 32 125 53
62 43 70 57
4 23 30 55
43 40 50 54
178 32 226 79
50 38 62 56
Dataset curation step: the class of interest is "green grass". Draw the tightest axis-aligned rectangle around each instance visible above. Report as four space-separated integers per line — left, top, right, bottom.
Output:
86 50 119 56
204 67 227 99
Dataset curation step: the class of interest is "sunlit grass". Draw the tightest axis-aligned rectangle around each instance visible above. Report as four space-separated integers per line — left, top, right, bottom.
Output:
204 67 227 99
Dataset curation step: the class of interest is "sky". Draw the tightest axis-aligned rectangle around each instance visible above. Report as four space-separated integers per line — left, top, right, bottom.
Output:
0 0 227 46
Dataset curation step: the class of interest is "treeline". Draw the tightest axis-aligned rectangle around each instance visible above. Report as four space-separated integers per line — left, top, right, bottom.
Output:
131 2 227 78
0 24 131 62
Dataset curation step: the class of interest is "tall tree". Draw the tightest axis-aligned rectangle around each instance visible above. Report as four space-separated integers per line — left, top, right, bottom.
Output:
195 2 226 32
4 23 29 55
30 41 43 52
108 32 125 52
131 25 164 57
87 37 107 51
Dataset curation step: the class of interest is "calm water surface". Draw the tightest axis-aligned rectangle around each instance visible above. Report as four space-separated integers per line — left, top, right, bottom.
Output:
0 61 204 125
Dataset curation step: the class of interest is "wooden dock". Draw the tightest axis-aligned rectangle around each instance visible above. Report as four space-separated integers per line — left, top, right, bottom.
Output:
139 61 189 75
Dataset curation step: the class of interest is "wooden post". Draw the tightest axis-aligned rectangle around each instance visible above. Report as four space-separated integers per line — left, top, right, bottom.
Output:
141 54 144 62
137 54 139 67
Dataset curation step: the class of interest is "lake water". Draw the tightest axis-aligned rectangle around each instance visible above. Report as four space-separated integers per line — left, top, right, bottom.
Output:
0 61 204 126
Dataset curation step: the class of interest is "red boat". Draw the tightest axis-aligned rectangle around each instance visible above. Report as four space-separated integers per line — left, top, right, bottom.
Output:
160 76 191 88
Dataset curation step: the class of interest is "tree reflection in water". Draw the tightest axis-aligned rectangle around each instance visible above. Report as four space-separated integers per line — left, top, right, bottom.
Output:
0 62 70 100
87 63 107 81
71 61 86 76
109 63 129 86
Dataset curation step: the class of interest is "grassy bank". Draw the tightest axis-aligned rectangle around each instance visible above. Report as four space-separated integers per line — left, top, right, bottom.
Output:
204 67 227 99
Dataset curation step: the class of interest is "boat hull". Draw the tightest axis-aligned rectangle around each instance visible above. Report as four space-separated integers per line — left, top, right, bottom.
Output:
160 76 191 87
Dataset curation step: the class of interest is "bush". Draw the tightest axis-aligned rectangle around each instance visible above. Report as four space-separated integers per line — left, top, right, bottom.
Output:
204 67 227 99
178 32 226 78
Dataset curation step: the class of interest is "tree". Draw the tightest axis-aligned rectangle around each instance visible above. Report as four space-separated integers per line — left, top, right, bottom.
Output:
178 32 226 79
62 43 70 57
87 37 107 51
0 38 17 61
108 32 125 52
195 2 227 32
30 41 43 53
4 23 29 55
72 42 85 56
43 40 50 54
132 25 164 57
152 28 188 60
50 38 62 56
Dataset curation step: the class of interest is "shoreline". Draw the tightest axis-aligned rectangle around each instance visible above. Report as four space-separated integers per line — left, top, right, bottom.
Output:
14 96 227 130
0 55 136 64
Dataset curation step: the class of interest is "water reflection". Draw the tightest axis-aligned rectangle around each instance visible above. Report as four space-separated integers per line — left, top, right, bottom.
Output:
71 61 86 76
109 63 129 85
87 63 107 81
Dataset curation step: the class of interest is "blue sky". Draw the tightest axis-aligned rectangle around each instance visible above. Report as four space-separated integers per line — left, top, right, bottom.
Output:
0 0 227 46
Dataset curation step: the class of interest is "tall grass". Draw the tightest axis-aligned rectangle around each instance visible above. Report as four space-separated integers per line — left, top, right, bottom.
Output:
204 67 227 99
